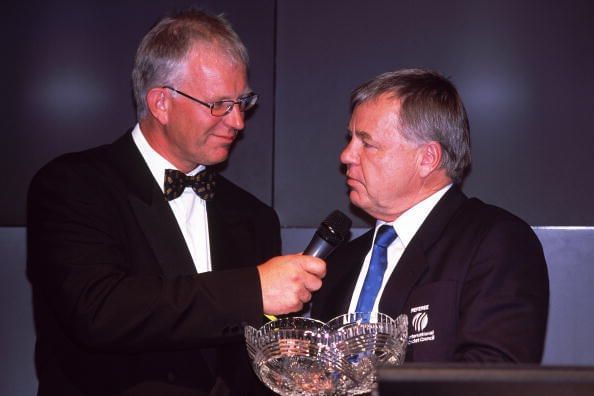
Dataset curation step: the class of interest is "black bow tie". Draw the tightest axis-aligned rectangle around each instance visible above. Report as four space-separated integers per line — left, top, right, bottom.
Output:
163 169 216 201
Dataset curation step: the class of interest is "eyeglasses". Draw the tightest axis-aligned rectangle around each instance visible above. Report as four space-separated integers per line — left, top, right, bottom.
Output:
162 86 258 117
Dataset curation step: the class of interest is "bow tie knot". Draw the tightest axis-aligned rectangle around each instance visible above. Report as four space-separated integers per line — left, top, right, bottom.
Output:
164 169 215 201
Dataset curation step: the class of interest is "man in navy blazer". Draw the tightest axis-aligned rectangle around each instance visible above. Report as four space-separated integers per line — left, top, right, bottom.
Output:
27 9 324 395
311 69 549 363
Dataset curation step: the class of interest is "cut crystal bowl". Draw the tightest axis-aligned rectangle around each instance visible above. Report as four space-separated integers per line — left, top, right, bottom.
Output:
245 312 408 395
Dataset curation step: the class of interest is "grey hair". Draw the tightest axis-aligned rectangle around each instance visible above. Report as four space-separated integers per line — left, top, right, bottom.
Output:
350 68 471 184
131 8 249 119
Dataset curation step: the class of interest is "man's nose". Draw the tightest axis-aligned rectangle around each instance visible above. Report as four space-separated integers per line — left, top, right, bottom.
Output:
224 104 245 130
340 141 357 165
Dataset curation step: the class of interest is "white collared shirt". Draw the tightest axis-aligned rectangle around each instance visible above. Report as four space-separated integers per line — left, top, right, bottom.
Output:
131 124 211 274
348 184 452 313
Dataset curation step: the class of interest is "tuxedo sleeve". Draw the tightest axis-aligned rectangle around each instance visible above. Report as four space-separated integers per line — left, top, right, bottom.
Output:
27 157 270 353
454 217 549 362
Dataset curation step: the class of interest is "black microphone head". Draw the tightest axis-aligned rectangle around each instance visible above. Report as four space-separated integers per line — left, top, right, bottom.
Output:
318 210 352 246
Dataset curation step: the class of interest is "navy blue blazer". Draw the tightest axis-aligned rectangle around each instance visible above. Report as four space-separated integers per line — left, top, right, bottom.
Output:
27 132 280 395
311 186 549 363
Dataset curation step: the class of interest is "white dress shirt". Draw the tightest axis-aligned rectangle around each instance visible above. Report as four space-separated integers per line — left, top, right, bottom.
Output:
131 124 211 273
348 184 452 313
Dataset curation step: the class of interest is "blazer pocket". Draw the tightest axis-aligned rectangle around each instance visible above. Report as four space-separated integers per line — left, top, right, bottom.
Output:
404 280 459 361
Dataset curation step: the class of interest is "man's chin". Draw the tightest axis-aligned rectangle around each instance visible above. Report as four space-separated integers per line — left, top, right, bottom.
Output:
201 151 230 166
348 191 367 209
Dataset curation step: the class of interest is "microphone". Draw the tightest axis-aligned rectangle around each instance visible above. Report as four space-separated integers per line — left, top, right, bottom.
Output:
264 210 351 322
304 210 352 258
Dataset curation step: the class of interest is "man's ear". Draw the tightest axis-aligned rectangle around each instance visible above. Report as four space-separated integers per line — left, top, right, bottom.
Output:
146 87 170 125
418 141 443 178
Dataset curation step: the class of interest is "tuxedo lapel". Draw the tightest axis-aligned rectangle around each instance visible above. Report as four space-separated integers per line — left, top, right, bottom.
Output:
379 186 468 316
109 133 196 278
206 175 254 272
206 199 237 272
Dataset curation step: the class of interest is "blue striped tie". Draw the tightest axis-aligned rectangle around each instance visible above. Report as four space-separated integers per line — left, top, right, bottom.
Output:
355 225 397 319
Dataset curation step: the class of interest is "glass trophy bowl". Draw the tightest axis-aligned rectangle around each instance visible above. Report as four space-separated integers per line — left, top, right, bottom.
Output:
245 312 408 395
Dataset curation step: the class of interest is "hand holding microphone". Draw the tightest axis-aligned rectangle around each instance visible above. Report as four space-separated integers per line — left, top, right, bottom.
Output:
257 254 326 315
258 210 351 316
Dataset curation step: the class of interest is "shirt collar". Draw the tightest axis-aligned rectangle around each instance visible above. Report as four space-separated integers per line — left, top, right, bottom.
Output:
131 123 204 192
376 183 452 248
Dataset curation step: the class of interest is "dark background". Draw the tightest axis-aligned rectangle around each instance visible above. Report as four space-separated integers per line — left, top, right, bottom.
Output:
4 0 594 227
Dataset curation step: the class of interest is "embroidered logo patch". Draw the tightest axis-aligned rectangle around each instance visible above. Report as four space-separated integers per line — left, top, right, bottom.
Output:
412 311 429 332
408 304 435 345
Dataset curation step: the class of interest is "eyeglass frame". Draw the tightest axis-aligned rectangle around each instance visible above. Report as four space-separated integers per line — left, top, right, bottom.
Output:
162 86 258 117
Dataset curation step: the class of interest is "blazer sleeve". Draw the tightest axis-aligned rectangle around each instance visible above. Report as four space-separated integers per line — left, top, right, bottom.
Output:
27 157 270 353
454 217 550 363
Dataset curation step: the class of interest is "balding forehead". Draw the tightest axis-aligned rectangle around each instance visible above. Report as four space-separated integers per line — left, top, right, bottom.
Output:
187 42 247 68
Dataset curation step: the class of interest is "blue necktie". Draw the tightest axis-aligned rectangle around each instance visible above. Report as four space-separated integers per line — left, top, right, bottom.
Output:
355 225 397 318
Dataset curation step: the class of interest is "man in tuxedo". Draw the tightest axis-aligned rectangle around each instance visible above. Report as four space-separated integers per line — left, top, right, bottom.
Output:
27 9 324 395
311 69 549 363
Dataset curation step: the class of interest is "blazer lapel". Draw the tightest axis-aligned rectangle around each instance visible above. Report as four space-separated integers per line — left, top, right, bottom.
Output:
109 133 196 278
379 238 428 316
379 186 468 316
339 230 374 315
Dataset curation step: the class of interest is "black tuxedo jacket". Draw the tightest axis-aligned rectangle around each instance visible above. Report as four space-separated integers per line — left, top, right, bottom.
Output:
27 133 280 395
311 186 549 363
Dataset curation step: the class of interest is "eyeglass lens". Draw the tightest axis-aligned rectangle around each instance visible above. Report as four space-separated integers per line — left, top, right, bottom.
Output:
211 94 258 116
